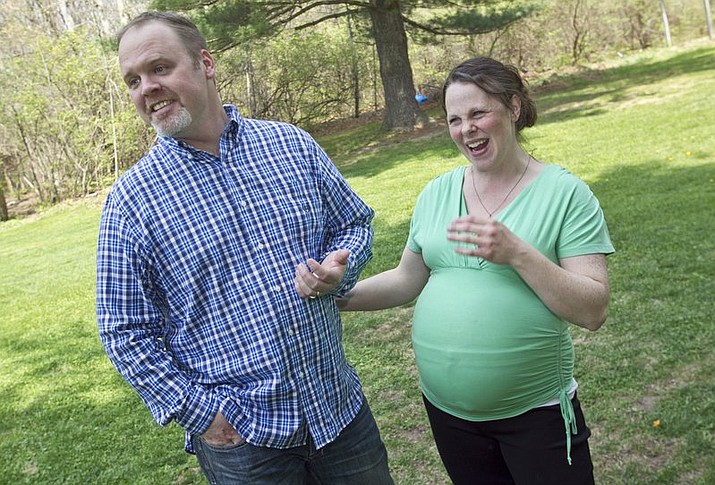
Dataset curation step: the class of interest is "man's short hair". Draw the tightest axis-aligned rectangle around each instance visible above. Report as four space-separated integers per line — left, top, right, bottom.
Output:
117 11 208 67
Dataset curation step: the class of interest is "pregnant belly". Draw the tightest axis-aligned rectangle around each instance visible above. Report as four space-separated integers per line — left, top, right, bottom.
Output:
411 268 573 419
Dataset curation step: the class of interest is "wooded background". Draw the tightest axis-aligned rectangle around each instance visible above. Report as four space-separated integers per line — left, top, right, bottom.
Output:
0 0 712 219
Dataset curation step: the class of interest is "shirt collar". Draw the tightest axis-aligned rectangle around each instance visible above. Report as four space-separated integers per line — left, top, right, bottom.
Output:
154 104 244 155
221 104 243 140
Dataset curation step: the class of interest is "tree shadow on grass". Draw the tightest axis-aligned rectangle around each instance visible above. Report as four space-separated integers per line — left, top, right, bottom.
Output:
0 334 199 484
581 159 714 483
334 123 457 181
333 45 715 181
532 45 715 126
590 159 714 269
589 158 714 341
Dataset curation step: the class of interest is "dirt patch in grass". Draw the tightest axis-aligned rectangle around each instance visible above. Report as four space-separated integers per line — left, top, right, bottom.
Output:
592 361 708 483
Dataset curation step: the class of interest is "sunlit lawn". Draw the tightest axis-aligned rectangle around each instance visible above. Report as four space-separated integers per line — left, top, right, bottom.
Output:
1 40 713 484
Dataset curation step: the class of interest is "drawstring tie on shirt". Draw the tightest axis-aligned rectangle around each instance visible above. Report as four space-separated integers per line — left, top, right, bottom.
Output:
559 389 577 465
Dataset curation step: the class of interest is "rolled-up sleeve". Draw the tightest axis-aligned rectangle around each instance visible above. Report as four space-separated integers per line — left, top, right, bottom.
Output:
312 142 374 296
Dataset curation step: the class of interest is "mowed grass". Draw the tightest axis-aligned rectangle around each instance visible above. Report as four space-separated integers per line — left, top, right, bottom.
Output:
1 40 714 484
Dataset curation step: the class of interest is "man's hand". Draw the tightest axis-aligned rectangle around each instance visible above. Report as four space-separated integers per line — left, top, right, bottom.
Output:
294 249 350 299
200 412 245 447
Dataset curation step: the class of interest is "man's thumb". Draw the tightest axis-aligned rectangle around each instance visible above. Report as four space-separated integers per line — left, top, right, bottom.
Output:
334 249 350 265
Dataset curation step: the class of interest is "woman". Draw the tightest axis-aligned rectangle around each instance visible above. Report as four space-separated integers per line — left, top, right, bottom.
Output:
335 57 614 484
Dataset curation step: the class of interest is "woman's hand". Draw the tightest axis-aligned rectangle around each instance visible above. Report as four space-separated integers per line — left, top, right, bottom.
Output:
447 215 609 330
447 215 525 265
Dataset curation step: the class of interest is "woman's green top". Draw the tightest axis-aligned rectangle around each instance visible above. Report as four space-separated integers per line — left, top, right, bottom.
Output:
407 164 614 462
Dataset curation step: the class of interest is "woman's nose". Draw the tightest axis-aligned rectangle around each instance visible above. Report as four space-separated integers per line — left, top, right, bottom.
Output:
462 120 477 135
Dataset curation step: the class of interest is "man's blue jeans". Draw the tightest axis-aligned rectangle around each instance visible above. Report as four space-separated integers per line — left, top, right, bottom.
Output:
191 397 394 484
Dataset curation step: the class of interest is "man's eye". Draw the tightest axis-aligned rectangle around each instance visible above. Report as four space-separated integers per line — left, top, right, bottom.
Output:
155 65 166 74
127 78 140 89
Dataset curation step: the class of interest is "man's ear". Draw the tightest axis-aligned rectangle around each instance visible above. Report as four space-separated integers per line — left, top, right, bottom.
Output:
200 49 216 79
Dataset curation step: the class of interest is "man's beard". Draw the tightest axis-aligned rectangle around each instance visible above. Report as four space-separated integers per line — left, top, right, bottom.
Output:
152 107 193 138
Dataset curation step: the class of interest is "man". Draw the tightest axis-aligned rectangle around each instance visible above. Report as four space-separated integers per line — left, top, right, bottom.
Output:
96 11 393 484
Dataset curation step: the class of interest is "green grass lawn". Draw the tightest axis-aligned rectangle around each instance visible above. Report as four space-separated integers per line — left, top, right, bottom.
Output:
2 40 714 484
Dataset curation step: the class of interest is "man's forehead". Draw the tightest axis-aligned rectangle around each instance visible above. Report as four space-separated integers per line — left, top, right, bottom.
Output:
119 22 177 54
118 24 177 70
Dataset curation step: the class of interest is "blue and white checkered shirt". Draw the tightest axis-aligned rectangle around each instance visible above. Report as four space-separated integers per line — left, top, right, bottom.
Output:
96 105 374 452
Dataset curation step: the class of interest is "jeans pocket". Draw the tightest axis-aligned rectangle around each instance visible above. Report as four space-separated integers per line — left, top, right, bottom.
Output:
198 435 248 452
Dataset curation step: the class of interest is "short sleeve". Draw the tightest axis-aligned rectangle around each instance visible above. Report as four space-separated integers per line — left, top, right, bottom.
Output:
557 177 614 259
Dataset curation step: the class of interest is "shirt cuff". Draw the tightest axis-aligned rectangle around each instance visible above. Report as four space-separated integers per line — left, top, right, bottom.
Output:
174 384 220 437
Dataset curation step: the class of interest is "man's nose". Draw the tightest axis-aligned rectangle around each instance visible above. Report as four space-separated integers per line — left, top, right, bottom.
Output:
141 75 160 96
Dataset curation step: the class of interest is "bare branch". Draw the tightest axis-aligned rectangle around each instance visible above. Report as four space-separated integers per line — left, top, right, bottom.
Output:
294 11 352 30
270 0 368 27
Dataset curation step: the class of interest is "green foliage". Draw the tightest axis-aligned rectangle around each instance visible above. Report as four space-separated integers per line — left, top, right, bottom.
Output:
151 0 275 51
151 0 541 45
427 0 542 34
218 27 376 126
2 42 713 484
146 0 546 131
0 28 148 204
1 0 711 210
441 0 669 71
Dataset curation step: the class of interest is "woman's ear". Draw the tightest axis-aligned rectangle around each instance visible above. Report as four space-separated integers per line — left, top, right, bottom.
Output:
510 95 521 122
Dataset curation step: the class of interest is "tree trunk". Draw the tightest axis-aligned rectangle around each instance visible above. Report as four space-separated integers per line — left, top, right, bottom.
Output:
0 183 7 221
704 0 713 40
346 11 361 118
368 0 423 131
244 47 258 117
660 0 672 47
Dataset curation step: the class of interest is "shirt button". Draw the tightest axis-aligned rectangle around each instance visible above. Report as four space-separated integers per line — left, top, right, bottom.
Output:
257 243 264 250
